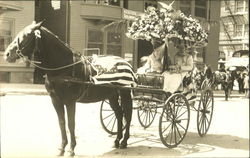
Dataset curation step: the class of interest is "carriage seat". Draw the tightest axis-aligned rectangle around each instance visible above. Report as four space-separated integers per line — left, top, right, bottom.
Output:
136 72 164 89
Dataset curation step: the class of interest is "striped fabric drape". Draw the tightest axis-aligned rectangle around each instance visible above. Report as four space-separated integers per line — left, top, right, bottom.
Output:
90 56 137 86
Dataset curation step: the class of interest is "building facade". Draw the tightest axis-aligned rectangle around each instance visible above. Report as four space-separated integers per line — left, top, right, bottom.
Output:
219 0 249 63
0 0 221 83
0 1 35 83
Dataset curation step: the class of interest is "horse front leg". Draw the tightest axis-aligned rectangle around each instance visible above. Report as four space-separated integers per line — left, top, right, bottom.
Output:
109 93 123 148
66 102 76 157
120 90 133 149
52 99 68 156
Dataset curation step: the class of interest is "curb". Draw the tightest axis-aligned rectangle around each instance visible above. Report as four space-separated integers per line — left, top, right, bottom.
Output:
0 91 244 98
0 84 245 98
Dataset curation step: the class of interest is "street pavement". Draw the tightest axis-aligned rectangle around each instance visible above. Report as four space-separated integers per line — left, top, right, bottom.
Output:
0 84 249 158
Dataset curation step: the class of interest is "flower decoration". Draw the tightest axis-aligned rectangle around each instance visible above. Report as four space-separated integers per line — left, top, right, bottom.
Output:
126 1 208 48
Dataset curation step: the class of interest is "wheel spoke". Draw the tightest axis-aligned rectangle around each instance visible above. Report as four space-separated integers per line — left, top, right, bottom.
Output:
176 121 186 131
145 111 148 125
149 110 154 120
176 103 185 116
142 111 147 124
200 115 204 131
203 116 207 133
174 123 182 139
106 115 116 128
175 97 183 116
111 117 116 132
173 124 177 145
198 113 204 130
103 112 115 120
206 98 212 108
170 124 174 145
139 110 144 118
162 122 172 134
176 110 188 120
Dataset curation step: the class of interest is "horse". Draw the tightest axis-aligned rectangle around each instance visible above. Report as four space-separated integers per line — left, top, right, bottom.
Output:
4 21 134 156
212 71 233 100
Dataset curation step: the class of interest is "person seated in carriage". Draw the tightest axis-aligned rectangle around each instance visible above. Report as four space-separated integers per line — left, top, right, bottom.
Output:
137 38 196 103
137 38 171 74
163 43 196 103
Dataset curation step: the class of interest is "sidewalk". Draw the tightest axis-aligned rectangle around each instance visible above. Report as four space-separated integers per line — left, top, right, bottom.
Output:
0 83 48 96
0 83 246 98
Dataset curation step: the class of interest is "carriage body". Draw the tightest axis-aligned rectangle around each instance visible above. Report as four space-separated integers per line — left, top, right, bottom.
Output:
98 70 214 148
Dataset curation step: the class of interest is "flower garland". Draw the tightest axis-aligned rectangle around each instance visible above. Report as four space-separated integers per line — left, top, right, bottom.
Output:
126 2 208 48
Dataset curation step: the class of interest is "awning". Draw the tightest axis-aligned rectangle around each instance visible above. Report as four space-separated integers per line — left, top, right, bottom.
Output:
225 57 249 67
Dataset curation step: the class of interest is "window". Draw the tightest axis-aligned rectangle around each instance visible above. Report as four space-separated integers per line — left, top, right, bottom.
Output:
87 29 122 56
180 0 191 16
224 1 235 12
195 0 207 18
224 24 234 37
244 24 249 37
87 29 103 56
235 0 244 12
107 32 121 56
0 19 13 52
235 24 243 37
245 0 248 12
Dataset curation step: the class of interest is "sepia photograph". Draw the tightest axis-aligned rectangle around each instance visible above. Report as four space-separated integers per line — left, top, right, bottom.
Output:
0 0 249 157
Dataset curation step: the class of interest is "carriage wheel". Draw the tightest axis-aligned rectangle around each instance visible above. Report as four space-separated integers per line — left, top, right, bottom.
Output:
159 94 190 148
137 99 157 128
201 79 208 90
100 99 126 135
197 88 214 137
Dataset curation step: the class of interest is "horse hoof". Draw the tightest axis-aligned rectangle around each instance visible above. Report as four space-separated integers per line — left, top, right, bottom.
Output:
57 149 65 156
67 150 75 157
119 142 127 149
114 140 120 148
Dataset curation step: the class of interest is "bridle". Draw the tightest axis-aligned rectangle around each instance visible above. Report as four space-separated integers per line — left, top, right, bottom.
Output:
15 30 86 71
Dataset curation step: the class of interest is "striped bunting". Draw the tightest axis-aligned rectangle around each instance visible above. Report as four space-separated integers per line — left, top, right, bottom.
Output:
91 56 137 86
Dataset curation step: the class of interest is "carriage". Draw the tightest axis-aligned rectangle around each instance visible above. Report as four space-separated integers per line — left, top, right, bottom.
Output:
97 71 214 148
97 1 213 148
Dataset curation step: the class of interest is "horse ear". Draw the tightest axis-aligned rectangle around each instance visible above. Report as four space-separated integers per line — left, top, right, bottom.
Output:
35 19 46 29
31 19 45 30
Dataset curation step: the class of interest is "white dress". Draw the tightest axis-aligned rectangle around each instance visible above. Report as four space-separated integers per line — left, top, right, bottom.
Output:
163 52 193 93
137 43 166 74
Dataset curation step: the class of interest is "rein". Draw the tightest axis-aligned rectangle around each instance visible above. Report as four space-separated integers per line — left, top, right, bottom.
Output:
16 35 87 71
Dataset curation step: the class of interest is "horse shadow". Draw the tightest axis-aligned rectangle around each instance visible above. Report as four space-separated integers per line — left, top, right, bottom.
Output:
76 131 249 157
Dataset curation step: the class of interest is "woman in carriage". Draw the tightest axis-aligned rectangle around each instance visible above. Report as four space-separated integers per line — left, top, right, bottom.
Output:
137 38 196 103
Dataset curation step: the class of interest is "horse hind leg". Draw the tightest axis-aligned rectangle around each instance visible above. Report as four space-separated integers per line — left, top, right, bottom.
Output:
51 99 68 156
109 92 123 148
65 102 77 157
120 90 132 149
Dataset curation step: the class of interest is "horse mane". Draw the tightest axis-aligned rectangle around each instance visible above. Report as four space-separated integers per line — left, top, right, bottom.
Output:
40 26 75 54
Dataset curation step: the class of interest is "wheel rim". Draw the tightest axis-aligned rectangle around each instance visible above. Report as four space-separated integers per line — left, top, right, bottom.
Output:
137 99 157 128
159 94 190 148
100 100 126 135
197 89 214 137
